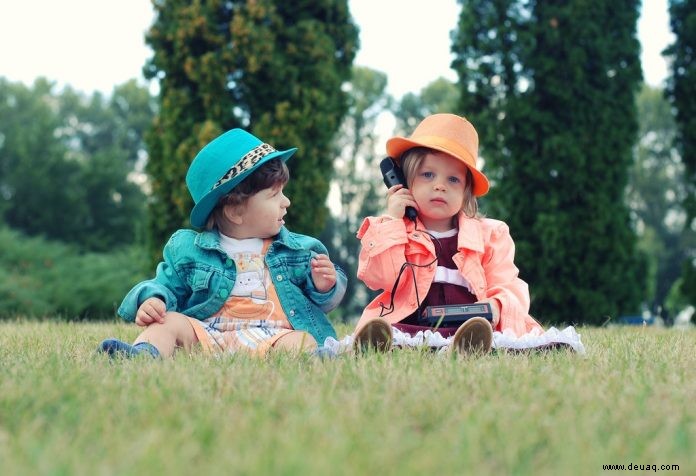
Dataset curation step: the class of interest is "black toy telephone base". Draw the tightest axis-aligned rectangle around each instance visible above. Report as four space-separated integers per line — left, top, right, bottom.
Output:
379 157 417 221
422 303 493 328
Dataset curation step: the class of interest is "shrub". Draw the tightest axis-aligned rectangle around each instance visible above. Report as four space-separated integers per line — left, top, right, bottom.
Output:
0 227 148 320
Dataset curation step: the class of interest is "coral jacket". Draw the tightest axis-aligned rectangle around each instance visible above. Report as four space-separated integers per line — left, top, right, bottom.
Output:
355 213 543 337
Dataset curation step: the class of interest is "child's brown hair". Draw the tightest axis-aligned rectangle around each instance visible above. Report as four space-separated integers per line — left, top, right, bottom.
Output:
206 158 289 230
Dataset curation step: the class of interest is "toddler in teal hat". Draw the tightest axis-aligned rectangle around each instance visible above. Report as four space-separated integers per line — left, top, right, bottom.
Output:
98 129 346 358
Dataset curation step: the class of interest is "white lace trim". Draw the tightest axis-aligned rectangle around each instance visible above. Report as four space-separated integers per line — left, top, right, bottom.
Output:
321 326 585 356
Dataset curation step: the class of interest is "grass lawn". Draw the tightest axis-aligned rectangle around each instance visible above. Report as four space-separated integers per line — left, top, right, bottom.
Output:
0 320 694 475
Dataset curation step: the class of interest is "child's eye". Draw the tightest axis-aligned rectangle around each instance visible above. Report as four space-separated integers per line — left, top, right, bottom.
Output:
448 176 461 184
421 171 434 179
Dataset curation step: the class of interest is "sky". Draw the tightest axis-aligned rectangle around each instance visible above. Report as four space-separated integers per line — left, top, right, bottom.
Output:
0 0 674 98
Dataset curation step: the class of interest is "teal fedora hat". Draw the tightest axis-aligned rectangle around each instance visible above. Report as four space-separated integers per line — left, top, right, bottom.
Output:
186 128 297 228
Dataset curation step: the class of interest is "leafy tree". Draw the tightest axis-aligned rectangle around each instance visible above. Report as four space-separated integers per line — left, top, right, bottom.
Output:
677 262 696 308
143 0 358 263
393 77 460 136
321 66 390 320
0 78 77 240
452 0 644 325
628 85 694 321
0 225 148 319
55 82 153 250
109 81 159 165
452 0 531 194
0 77 151 250
664 0 696 307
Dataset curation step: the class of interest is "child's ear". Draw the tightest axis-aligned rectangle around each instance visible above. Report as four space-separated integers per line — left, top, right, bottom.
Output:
223 204 245 225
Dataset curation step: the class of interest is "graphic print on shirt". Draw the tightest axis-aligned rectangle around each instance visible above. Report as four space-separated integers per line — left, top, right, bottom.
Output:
221 253 275 319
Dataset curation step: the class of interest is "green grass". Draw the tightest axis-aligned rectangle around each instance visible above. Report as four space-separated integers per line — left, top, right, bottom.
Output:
0 321 694 475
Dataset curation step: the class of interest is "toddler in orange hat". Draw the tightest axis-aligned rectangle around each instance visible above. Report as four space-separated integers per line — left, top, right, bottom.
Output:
352 113 544 354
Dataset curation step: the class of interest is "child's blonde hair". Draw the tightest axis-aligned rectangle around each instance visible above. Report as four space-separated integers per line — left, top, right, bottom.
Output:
205 158 290 230
401 147 479 218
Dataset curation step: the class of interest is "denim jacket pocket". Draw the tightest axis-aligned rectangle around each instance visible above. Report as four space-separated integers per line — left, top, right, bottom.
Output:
189 268 213 292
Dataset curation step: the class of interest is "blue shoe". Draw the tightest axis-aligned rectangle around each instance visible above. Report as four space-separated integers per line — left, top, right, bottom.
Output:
98 338 160 358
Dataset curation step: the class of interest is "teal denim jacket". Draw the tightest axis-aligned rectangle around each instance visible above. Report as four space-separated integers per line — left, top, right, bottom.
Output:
118 227 346 344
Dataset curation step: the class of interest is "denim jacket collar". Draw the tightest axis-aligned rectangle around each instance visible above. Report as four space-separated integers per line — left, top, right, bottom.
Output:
194 230 227 254
273 227 306 251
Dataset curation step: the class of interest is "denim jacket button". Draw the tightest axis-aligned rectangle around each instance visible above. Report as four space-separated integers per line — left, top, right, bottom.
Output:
289 310 295 317
219 288 229 298
276 275 283 281
225 258 233 267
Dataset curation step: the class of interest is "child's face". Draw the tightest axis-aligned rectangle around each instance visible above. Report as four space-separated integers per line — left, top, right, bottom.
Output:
229 184 290 239
410 151 469 231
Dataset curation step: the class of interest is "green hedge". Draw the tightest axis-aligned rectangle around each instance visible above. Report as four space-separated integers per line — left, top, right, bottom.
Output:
0 227 148 320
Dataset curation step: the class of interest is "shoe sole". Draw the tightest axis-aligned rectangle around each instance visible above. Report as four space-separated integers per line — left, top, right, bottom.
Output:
354 319 392 353
452 317 492 355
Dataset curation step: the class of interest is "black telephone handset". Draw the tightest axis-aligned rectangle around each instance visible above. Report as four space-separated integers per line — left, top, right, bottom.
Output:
380 157 417 221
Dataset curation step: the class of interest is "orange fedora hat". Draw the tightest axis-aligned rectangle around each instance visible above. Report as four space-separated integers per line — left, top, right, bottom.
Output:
386 113 489 197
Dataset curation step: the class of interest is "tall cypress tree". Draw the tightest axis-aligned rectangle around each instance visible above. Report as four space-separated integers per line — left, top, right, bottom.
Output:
452 0 534 221
664 0 696 306
453 0 644 325
143 0 358 262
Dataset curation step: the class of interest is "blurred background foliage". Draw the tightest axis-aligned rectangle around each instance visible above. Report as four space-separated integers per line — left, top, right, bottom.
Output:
0 0 693 325
0 227 148 318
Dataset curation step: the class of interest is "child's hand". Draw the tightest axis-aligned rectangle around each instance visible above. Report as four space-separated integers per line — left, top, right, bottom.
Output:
478 298 501 327
135 297 166 327
310 254 337 293
386 184 418 219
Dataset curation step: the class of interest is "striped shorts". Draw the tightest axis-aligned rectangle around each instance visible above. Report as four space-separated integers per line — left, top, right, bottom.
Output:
188 316 294 356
